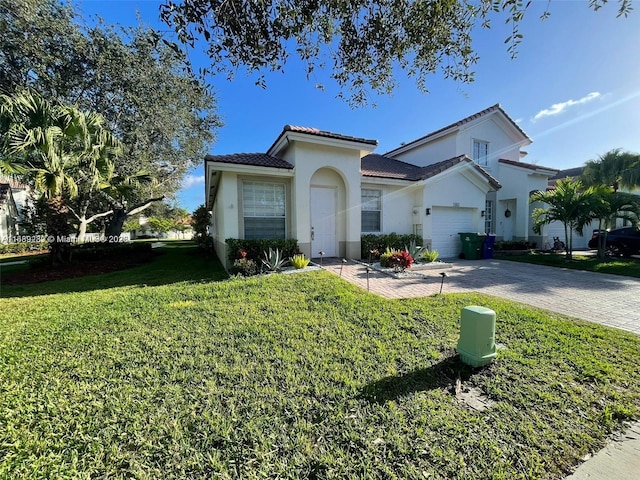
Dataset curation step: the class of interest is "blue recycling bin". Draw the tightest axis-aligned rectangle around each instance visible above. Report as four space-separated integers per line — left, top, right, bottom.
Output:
482 234 496 259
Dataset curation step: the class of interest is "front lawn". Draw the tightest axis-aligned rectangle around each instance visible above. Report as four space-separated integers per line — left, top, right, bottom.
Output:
494 251 640 278
0 246 639 479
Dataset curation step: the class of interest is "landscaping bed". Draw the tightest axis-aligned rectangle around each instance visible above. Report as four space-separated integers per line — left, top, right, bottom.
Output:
0 251 638 479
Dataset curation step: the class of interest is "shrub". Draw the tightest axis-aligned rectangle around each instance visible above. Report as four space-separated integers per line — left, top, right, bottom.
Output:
290 254 310 269
230 258 258 276
261 248 286 272
494 240 537 251
419 249 439 263
226 238 298 264
0 241 48 255
379 247 400 268
388 251 414 271
361 233 423 260
405 239 427 259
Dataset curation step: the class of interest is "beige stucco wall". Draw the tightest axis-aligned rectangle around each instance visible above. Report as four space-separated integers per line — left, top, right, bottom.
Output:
393 133 457 167
361 181 420 237
285 142 363 259
497 164 550 241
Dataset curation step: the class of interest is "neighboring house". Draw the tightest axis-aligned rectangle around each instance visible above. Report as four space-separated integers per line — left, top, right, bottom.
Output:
204 104 561 265
0 176 32 233
0 183 19 242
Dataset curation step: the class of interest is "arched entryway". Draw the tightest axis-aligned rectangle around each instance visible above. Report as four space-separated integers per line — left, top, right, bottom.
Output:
310 168 347 258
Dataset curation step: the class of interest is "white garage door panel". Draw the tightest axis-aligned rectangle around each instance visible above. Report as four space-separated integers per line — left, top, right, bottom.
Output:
431 207 475 258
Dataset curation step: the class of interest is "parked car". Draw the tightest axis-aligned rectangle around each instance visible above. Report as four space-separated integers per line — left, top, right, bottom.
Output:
588 227 640 257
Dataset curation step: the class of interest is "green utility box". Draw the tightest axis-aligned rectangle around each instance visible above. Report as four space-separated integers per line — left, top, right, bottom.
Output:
458 232 486 260
457 306 496 367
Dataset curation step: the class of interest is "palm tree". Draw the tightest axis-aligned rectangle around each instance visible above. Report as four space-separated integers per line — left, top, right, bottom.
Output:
582 149 640 192
0 90 120 263
530 178 597 260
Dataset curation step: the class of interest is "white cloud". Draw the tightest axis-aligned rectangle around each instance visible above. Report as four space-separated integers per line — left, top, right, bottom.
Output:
182 174 205 189
532 92 601 121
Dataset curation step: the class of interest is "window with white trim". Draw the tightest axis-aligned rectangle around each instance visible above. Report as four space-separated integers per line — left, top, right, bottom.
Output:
473 140 489 166
242 180 286 239
361 189 381 232
484 200 493 233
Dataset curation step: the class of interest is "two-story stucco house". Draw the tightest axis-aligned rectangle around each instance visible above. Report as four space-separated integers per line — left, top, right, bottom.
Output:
205 104 559 265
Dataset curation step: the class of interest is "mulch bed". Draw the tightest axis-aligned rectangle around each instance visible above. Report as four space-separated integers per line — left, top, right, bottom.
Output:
2 257 152 285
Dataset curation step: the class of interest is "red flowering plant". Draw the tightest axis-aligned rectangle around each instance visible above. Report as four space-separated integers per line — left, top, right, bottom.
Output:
387 251 414 272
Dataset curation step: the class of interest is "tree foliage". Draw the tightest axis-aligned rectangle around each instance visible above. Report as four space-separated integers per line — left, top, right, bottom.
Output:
581 148 640 192
0 90 120 263
1 0 222 200
159 0 633 106
190 204 211 242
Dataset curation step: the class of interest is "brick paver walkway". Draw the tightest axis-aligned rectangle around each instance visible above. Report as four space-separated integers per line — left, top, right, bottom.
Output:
322 258 640 335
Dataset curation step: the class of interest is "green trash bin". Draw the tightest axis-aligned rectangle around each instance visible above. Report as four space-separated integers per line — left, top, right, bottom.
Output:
457 306 497 367
458 232 486 260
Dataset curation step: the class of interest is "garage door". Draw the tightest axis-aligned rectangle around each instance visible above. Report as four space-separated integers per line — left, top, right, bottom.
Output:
431 207 476 258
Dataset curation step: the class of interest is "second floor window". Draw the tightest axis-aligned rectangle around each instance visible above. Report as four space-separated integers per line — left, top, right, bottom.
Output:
473 140 489 166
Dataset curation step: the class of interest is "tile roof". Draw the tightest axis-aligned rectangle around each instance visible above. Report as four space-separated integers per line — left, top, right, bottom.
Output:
385 104 531 156
550 166 585 179
282 125 378 146
360 154 422 180
499 158 560 173
204 153 293 169
547 166 585 189
361 154 501 190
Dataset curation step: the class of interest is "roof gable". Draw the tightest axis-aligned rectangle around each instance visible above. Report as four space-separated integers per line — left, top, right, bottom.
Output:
385 104 531 156
268 124 377 156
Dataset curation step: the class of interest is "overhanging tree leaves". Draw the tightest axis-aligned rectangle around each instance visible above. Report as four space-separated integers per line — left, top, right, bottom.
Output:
1 0 222 232
159 0 633 106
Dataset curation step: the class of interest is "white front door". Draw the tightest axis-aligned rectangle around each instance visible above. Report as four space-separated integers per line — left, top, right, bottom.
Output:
311 186 337 257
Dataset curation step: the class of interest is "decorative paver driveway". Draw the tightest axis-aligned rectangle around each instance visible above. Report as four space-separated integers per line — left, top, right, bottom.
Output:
323 259 640 335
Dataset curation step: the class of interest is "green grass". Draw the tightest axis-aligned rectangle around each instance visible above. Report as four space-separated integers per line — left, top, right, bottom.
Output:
1 245 639 479
494 252 640 278
0 242 227 298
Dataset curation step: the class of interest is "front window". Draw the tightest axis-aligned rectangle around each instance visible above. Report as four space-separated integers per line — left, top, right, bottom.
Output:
242 180 286 239
473 140 489 166
484 200 493 233
361 189 381 232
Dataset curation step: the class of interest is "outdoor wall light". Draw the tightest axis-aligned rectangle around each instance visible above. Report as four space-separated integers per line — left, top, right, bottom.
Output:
425 208 431 215
481 210 485 217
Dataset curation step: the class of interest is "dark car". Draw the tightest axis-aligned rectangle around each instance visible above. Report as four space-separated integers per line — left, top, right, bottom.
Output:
588 227 640 257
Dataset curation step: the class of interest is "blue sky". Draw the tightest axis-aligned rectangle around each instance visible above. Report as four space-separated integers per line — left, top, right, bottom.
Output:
80 1 640 212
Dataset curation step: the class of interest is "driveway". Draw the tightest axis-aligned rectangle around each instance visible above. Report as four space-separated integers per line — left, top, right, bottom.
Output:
323 258 640 335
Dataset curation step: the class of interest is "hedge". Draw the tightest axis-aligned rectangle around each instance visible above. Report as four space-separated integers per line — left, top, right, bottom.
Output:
361 233 423 260
0 242 48 255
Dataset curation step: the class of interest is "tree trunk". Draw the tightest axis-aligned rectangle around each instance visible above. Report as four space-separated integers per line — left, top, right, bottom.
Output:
105 207 127 238
45 196 72 265
104 196 164 239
